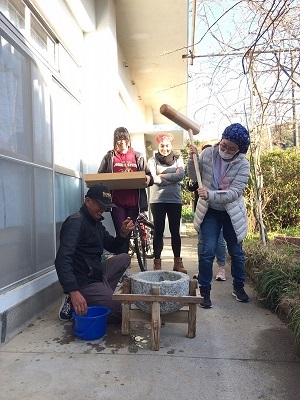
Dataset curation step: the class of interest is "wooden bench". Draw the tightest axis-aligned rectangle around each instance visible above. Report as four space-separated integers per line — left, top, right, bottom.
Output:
112 277 202 350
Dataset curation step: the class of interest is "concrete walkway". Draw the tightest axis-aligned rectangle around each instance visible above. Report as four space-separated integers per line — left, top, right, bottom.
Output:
1 236 299 400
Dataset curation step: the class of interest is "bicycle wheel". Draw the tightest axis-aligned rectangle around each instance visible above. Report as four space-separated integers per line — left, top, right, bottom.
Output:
134 224 147 271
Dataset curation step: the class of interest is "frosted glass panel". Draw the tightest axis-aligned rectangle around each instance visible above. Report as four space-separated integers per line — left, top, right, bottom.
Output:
0 0 25 32
0 36 31 160
34 168 55 269
0 159 33 288
0 36 52 165
55 173 82 223
0 159 55 289
52 80 82 171
32 63 52 166
55 173 82 246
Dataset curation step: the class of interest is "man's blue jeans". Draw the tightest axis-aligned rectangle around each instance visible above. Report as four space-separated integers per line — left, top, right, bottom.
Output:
198 207 245 291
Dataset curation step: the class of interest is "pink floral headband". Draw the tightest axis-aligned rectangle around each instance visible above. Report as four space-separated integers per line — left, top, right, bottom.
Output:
155 133 174 144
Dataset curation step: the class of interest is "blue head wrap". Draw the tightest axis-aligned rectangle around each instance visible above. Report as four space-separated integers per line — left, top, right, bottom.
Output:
221 123 250 154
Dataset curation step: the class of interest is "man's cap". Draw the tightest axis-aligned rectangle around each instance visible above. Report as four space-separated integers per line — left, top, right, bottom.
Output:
85 184 116 208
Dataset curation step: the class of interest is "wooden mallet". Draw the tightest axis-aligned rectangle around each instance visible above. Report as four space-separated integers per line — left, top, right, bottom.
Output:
160 104 202 187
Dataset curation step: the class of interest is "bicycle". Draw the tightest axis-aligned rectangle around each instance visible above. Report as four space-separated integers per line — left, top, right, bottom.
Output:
129 212 155 272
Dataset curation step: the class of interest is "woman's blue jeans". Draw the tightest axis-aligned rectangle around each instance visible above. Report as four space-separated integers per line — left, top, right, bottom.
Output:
198 207 245 291
198 228 226 266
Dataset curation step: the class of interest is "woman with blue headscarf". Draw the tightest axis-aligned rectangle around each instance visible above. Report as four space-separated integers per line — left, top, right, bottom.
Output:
188 123 250 308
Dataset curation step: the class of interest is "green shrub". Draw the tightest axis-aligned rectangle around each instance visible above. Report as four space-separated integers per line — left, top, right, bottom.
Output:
272 225 300 238
244 238 300 344
288 303 300 345
255 267 291 309
245 148 300 232
181 205 194 223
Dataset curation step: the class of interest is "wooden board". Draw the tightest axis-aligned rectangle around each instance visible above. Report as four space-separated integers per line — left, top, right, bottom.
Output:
85 171 147 190
112 293 203 304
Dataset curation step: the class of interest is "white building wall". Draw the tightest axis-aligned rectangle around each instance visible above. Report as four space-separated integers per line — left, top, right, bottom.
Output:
82 1 148 173
28 0 149 171
82 0 119 172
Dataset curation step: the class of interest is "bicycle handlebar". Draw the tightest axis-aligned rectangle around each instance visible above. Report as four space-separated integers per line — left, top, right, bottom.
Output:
136 213 155 230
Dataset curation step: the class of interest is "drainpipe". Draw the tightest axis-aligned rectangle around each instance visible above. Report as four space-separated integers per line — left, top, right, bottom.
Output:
189 0 197 66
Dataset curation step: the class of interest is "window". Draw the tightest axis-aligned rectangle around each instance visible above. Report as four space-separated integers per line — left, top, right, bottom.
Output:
52 80 82 171
0 0 25 31
30 13 55 65
0 159 54 289
0 36 31 160
55 173 82 247
0 4 83 292
0 31 55 290
0 0 57 65
32 63 52 166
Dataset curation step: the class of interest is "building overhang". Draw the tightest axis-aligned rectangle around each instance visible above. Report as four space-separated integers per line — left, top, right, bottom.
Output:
115 0 188 125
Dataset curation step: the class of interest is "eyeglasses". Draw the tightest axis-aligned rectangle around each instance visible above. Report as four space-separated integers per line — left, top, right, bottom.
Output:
219 141 239 154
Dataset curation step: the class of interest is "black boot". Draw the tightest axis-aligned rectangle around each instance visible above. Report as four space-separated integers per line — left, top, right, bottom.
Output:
200 290 212 308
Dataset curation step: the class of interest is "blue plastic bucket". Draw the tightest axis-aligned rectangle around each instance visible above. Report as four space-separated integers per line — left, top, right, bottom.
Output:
72 306 110 341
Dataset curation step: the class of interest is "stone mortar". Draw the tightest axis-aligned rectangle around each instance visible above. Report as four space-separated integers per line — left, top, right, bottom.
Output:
130 270 190 314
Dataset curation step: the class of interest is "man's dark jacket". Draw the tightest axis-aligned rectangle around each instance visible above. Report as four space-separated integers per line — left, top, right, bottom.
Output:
55 204 127 293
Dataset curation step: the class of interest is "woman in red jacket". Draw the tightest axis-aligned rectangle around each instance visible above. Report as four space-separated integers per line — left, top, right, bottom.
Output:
98 127 153 249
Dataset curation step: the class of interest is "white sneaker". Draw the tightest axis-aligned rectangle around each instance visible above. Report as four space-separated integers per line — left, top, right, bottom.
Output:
58 294 72 321
215 267 226 281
